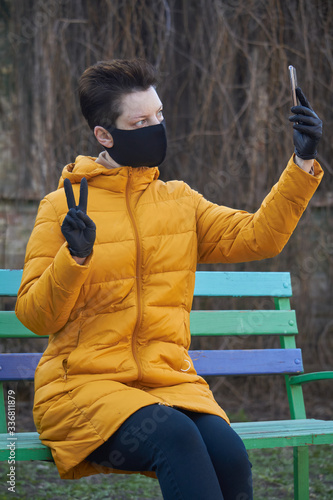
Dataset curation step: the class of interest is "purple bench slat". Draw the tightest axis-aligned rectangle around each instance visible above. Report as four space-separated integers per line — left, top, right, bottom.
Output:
188 349 303 376
0 349 303 380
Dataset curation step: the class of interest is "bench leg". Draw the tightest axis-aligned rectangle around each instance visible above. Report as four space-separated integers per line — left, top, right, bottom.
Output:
293 446 309 500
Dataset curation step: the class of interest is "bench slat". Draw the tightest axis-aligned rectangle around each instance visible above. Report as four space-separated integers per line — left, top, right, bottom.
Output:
0 312 47 338
233 419 333 449
190 310 298 335
0 310 298 338
0 432 53 461
0 270 23 297
189 349 303 376
1 270 292 298
0 349 304 380
1 419 333 462
0 354 42 381
194 271 292 297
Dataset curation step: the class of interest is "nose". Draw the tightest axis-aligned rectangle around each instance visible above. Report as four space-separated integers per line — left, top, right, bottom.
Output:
151 116 161 125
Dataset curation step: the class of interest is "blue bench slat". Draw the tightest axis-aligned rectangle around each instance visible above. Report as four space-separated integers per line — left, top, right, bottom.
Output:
0 270 23 297
0 270 292 297
0 350 303 380
188 348 303 376
0 353 41 380
194 271 292 297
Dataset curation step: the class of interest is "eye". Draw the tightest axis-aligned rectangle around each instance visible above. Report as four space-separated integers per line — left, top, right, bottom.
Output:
157 109 164 120
134 119 146 127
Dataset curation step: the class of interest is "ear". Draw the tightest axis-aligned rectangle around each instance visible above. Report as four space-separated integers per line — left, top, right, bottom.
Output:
94 126 114 148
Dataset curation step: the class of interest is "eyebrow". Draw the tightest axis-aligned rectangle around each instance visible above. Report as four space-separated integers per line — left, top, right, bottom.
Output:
131 105 163 120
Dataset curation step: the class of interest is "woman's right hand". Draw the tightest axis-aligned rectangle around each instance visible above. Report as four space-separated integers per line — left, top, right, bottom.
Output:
61 178 96 260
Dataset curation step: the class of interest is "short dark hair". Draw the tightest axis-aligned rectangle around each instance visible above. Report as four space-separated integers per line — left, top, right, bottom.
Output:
78 59 158 130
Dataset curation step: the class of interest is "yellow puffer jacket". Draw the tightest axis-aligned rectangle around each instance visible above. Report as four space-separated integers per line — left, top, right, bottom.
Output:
16 154 322 479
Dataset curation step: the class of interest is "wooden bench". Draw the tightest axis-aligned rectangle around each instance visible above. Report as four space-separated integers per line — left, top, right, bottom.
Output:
0 269 332 499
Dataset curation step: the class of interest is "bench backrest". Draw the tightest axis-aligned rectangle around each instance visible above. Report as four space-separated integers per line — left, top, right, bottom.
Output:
0 269 306 433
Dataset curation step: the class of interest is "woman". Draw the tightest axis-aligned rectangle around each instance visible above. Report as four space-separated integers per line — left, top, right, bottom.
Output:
16 59 323 499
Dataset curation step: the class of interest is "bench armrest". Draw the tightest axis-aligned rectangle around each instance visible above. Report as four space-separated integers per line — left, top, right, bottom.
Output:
289 371 333 385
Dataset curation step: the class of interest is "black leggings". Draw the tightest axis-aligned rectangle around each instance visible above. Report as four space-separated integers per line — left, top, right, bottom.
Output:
87 404 253 500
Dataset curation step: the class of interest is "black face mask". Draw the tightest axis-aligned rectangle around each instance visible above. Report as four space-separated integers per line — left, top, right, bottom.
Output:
104 120 167 168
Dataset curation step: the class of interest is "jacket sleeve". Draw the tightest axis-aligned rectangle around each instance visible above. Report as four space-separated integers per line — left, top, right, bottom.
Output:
196 155 323 264
15 196 92 336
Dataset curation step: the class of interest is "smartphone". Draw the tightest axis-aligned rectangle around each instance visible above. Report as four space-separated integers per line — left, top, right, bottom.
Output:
288 65 298 106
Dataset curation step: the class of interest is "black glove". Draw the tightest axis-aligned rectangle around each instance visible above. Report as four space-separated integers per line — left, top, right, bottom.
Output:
289 87 322 160
61 177 96 258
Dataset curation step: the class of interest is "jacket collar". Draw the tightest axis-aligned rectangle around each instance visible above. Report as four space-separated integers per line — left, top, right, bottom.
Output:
58 155 160 193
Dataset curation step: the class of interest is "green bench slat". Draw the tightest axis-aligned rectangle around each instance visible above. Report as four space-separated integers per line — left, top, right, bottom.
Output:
194 271 292 297
0 310 298 338
0 432 53 461
0 312 47 338
190 310 298 335
1 419 333 462
233 419 333 449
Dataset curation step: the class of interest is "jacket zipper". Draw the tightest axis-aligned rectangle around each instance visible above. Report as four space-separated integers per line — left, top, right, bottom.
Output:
126 170 143 381
62 358 68 380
